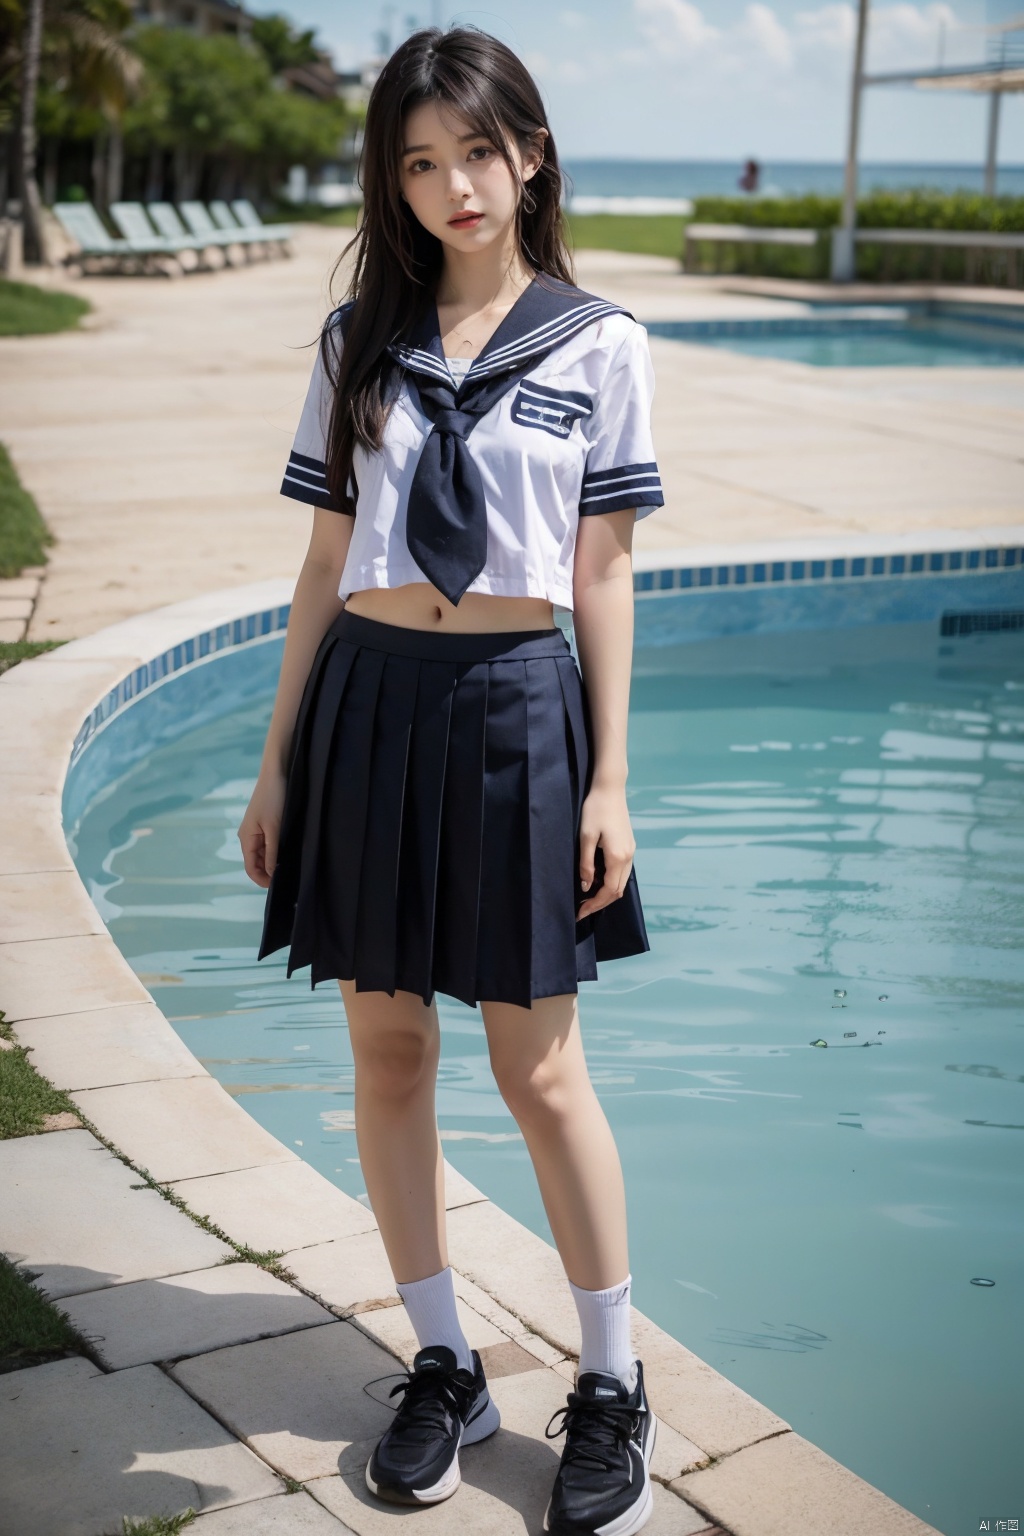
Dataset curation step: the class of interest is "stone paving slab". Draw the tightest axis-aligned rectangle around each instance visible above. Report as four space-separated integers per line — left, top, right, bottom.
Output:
355 1289 510 1365
281 1231 399 1318
70 1075 301 1183
193 1492 358 1533
446 1199 790 1461
0 870 107 943
0 783 74 872
15 1001 206 1090
0 1127 232 1297
166 1160 378 1254
170 1321 400 1482
306 1366 712 1535
670 1428 942 1536
0 1356 283 1536
62 1261 335 1370
0 933 152 1022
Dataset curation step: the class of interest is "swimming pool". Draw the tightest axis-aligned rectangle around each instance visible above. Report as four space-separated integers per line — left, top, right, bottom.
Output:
646 302 1024 368
63 592 1024 1536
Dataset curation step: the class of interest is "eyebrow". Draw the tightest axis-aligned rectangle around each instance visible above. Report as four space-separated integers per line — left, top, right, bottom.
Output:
401 130 491 156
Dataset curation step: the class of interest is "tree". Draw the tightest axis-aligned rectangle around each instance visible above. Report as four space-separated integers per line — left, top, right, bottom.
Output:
250 13 320 75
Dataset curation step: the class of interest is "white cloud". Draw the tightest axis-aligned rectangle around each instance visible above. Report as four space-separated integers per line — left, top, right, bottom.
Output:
634 0 720 53
629 0 970 77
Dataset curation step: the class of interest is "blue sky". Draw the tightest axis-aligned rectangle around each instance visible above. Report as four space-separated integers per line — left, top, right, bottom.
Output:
249 1 1024 164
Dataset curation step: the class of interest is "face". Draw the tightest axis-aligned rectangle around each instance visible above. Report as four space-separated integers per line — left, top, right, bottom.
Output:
398 98 544 254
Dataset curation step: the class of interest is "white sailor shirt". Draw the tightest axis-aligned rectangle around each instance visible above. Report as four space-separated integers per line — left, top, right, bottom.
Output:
280 284 664 614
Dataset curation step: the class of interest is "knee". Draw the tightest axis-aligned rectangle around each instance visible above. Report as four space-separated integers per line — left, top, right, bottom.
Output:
491 1053 570 1128
354 1026 436 1103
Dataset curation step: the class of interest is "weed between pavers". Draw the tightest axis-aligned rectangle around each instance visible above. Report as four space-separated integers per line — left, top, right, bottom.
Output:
115 1511 196 1536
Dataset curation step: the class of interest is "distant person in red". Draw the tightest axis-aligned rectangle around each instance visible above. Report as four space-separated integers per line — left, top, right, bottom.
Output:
738 157 760 193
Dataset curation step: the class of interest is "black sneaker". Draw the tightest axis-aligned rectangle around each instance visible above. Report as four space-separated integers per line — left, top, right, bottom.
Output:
365 1344 500 1505
543 1358 657 1536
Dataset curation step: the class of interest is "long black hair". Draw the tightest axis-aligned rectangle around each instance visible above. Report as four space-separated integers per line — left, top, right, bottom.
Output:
323 25 575 512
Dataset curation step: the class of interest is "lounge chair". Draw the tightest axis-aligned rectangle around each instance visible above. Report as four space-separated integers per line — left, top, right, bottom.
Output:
179 200 266 261
52 201 179 275
109 202 206 272
147 202 234 266
230 198 293 254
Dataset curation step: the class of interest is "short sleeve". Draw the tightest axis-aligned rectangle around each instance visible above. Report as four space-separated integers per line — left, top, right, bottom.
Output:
579 322 664 519
280 311 352 513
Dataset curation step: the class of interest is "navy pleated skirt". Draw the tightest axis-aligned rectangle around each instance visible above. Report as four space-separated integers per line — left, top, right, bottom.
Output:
257 608 650 1009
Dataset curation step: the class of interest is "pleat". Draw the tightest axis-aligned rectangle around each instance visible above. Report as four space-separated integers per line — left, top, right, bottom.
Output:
475 659 532 1007
285 639 359 977
432 663 489 1008
353 653 421 994
554 654 599 982
312 644 388 984
525 656 580 1000
256 628 339 962
395 659 458 1003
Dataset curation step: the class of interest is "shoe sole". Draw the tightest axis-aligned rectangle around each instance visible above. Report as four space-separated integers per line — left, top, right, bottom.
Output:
543 1411 659 1536
365 1390 501 1505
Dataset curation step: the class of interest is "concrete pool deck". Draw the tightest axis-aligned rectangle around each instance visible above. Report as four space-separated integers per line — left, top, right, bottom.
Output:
1 226 1023 643
0 225 1011 1533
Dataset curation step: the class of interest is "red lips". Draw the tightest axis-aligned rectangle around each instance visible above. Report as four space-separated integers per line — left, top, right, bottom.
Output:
448 211 483 227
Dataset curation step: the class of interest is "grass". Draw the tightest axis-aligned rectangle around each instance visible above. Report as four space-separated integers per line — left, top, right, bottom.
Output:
0 1254 90 1375
0 276 90 337
0 440 53 579
566 212 684 259
0 1013 79 1140
117 1513 196 1536
0 639 66 677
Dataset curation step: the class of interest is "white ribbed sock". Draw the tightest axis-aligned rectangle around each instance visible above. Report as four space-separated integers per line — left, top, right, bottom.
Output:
568 1273 637 1392
396 1266 474 1374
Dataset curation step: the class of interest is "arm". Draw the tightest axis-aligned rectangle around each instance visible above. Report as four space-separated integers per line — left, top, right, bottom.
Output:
238 506 354 889
572 506 638 920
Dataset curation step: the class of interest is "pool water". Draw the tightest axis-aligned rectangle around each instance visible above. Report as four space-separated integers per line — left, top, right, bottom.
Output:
66 618 1024 1536
646 311 1024 368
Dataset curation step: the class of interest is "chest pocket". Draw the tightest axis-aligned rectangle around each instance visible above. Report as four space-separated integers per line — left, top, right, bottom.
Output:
511 380 594 440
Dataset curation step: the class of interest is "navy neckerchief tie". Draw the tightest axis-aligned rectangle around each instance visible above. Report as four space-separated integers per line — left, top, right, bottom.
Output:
383 274 632 606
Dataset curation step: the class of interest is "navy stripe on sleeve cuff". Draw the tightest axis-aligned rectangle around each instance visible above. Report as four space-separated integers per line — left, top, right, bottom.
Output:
280 451 344 512
579 461 664 514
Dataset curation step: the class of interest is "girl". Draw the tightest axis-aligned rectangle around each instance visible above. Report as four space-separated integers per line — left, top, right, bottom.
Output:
239 25 664 1536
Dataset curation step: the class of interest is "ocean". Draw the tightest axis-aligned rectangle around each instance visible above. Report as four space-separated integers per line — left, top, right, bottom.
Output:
560 159 1024 212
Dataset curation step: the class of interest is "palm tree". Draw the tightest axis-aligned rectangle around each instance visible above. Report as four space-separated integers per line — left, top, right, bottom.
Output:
13 0 141 261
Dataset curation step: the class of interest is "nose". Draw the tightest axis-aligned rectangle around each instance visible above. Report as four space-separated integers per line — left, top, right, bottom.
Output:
447 166 474 200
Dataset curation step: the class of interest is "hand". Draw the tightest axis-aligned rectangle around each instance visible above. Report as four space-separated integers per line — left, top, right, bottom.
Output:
238 769 287 890
576 782 636 922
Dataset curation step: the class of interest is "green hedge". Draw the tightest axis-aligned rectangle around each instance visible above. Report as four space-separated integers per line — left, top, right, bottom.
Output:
684 190 1024 284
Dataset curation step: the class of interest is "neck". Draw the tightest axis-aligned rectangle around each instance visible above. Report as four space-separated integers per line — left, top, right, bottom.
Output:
434 226 535 314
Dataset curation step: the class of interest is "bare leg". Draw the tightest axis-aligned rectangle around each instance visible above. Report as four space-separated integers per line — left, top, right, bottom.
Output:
480 992 629 1290
339 979 447 1284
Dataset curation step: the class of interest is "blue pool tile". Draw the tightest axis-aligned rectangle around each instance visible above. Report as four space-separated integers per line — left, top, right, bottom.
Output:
910 553 925 573
891 555 905 574
791 561 805 580
753 563 766 583
771 562 786 582
831 559 846 578
949 551 963 570
968 550 980 569
871 556 885 575
698 567 714 587
985 548 999 568
717 566 731 585
810 560 825 579
929 552 944 572
734 565 748 584
679 568 693 588
851 557 866 577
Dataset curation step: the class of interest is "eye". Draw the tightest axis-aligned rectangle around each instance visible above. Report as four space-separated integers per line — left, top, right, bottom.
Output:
407 158 433 174
468 144 494 161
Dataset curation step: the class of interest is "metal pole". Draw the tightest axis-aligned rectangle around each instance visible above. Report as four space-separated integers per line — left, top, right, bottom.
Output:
832 0 871 282
984 90 1001 198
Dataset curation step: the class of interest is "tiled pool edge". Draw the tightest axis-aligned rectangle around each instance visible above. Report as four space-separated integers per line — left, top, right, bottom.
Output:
0 575 946 1536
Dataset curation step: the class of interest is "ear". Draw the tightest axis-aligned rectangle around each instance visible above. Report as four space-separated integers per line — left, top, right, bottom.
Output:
522 128 548 182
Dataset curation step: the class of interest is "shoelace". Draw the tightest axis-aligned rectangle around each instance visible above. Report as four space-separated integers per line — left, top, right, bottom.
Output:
387 1365 474 1445
544 1391 642 1474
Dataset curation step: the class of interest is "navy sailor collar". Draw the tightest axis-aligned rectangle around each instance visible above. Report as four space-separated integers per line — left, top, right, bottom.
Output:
385 272 632 389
